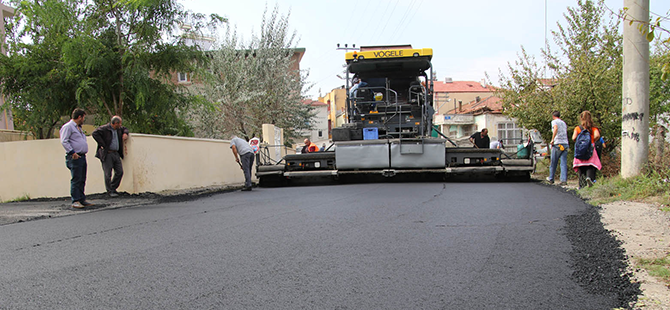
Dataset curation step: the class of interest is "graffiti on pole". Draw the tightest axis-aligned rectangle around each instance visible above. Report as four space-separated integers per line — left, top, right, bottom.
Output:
621 129 641 143
622 112 644 122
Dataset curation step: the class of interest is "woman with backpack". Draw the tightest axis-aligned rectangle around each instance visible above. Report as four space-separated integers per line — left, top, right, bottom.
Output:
572 111 602 188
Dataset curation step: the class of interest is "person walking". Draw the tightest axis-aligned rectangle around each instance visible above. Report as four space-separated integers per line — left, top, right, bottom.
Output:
572 111 602 188
60 108 92 209
92 115 129 197
230 135 254 191
547 111 569 185
469 128 490 148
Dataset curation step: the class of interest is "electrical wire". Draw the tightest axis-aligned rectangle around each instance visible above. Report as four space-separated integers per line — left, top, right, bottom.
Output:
369 0 400 44
391 0 424 41
386 0 417 43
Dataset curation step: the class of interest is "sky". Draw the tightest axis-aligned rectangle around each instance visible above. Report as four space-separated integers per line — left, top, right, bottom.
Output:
178 0 668 99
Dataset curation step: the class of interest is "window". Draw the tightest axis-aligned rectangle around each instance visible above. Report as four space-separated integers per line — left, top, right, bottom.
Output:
318 130 323 138
178 72 189 83
497 122 523 145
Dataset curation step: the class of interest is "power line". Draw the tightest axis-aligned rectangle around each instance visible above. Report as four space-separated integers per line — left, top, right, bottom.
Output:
391 0 424 41
387 0 417 43
360 0 393 44
371 0 400 44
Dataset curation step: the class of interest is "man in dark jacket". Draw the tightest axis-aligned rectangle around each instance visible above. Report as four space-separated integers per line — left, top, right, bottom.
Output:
92 116 129 197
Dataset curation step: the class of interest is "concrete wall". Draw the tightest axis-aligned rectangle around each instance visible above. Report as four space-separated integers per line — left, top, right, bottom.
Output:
0 134 250 201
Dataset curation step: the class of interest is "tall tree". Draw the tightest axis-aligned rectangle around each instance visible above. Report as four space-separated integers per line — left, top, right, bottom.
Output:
498 0 622 150
190 5 313 142
65 0 225 134
0 0 81 138
1 0 225 137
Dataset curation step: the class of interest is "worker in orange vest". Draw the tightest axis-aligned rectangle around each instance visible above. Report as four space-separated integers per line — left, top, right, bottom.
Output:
301 138 319 153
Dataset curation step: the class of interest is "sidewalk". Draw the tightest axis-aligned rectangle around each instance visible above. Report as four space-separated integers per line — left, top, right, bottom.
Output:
0 185 242 226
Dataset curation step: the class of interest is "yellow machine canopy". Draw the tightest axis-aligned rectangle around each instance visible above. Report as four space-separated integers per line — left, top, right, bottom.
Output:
345 46 433 76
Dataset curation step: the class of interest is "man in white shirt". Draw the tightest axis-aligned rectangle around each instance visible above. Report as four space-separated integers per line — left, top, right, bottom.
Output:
230 135 254 191
548 111 569 185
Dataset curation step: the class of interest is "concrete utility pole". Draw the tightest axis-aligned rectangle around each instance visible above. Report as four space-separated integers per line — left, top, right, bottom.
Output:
621 0 650 178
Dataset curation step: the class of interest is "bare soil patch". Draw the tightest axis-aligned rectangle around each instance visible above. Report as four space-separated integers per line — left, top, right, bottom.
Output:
599 201 670 309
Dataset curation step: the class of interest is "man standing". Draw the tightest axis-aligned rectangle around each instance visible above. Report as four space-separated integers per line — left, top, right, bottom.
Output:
92 115 129 197
60 108 92 209
230 135 254 191
548 111 569 185
469 128 490 148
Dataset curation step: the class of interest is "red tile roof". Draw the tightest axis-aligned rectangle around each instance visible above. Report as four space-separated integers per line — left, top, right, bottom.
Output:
303 99 328 106
538 78 558 87
445 96 503 115
433 81 497 93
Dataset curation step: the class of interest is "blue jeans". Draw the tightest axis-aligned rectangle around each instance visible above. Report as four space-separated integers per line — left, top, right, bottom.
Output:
66 154 87 203
549 144 568 182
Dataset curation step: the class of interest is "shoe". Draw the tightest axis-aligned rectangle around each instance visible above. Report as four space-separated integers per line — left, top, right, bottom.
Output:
241 187 252 191
559 182 568 186
72 201 84 209
545 177 554 184
109 192 119 198
585 177 594 187
80 201 94 207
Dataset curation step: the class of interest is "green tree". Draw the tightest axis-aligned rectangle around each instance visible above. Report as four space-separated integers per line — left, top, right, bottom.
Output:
64 0 225 134
0 0 81 138
190 5 313 142
650 45 670 126
498 0 622 150
1 0 225 137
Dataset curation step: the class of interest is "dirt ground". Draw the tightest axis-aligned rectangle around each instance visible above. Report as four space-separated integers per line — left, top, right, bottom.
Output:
599 201 670 309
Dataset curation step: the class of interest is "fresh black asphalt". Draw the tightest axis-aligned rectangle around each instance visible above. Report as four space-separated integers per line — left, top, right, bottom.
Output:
0 181 639 309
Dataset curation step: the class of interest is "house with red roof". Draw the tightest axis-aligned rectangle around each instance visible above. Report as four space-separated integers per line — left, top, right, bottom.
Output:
432 79 528 146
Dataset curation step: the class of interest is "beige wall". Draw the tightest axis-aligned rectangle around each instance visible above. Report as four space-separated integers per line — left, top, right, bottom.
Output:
0 134 251 202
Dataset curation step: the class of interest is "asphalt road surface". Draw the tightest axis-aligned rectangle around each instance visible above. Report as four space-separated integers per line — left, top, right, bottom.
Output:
0 182 638 309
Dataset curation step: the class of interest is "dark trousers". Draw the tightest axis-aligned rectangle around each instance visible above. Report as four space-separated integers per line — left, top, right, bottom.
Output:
578 166 597 188
240 152 255 188
102 152 123 193
66 154 87 203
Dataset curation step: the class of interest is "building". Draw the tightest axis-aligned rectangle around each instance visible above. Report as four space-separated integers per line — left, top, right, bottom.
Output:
318 86 347 138
172 47 306 88
433 78 497 116
0 4 14 130
432 78 531 147
435 95 525 147
301 99 329 146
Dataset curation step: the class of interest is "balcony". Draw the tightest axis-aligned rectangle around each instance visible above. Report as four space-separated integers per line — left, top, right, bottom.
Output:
434 114 475 125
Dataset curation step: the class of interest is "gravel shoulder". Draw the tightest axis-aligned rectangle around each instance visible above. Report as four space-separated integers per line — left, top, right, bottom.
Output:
543 176 670 310
599 201 670 309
